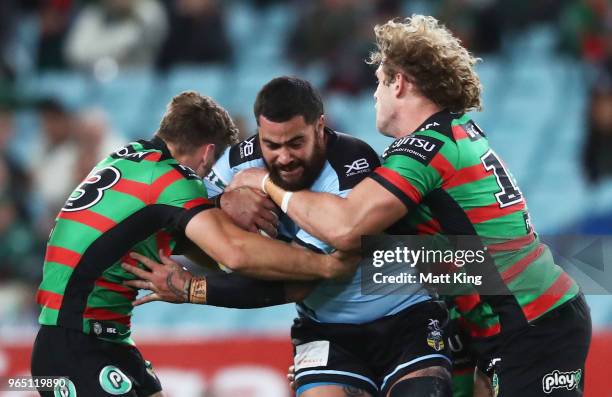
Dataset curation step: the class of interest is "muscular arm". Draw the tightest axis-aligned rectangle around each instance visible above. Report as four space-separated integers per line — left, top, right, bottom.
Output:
184 208 354 280
266 177 407 251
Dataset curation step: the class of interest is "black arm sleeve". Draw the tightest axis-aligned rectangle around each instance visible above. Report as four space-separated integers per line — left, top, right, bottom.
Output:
205 272 288 308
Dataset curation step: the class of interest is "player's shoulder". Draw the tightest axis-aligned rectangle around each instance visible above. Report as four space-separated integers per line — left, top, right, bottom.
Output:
324 128 381 190
107 140 167 165
382 111 468 165
227 134 262 168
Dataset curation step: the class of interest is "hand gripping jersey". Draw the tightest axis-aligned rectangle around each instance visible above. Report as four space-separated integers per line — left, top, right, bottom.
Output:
205 128 432 324
369 110 579 338
36 137 213 344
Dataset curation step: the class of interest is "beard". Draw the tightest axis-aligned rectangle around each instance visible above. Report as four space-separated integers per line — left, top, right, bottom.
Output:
264 138 327 192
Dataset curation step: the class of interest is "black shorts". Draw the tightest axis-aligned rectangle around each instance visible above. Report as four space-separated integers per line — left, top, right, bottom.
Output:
473 293 591 397
31 325 162 397
291 300 452 396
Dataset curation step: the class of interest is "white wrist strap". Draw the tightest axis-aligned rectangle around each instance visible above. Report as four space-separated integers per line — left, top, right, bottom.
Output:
281 192 293 213
260 173 270 194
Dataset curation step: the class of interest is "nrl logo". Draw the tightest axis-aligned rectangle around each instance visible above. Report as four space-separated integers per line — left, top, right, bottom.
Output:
426 318 445 351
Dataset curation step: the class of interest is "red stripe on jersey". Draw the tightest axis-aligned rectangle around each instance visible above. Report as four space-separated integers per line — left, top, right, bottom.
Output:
58 210 116 233
36 289 63 309
374 167 422 204
487 233 536 253
522 272 575 322
95 278 138 300
416 219 442 235
452 124 470 140
143 152 162 162
458 316 501 338
183 197 213 209
466 201 525 224
430 153 455 182
444 163 489 189
84 307 131 326
150 169 183 204
453 367 475 376
44 246 81 268
455 293 481 313
501 244 546 283
113 179 149 204
156 231 173 257
122 252 139 266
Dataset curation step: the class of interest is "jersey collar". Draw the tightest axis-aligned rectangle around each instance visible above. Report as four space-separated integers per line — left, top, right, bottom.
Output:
412 110 460 139
140 136 173 160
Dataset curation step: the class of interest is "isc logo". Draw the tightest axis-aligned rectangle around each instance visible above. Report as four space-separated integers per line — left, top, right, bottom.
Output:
344 158 370 176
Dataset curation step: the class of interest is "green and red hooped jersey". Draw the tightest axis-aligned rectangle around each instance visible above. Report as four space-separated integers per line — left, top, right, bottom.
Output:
36 137 213 344
369 111 579 339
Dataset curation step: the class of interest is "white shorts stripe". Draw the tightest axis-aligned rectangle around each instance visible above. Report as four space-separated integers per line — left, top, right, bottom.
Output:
295 369 378 391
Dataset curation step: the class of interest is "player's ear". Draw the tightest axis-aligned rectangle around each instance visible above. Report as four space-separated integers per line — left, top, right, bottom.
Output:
395 73 406 98
316 115 325 136
203 143 216 164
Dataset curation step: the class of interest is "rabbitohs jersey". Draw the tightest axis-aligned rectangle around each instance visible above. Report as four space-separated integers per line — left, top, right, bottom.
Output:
369 110 579 339
36 137 213 344
205 128 433 324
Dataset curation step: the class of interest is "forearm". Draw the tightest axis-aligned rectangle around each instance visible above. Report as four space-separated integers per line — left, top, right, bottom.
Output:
186 210 337 281
226 226 335 280
190 272 289 308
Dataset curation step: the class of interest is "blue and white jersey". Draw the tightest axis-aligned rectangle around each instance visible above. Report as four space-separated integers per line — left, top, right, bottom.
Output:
204 128 431 324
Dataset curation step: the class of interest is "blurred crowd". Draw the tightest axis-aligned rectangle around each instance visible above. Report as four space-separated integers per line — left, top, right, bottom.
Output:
0 0 610 320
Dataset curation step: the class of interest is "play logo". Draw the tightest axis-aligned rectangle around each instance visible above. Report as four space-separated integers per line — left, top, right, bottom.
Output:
542 369 582 394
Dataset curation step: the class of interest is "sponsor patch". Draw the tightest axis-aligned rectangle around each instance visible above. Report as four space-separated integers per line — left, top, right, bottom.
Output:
229 135 262 166
344 158 371 177
383 135 443 165
294 340 330 371
542 369 582 394
111 145 151 162
99 365 133 395
171 163 200 180
54 378 77 397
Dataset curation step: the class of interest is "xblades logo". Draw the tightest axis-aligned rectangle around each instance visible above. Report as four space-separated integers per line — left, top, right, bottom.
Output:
240 137 255 158
542 370 582 394
344 158 370 176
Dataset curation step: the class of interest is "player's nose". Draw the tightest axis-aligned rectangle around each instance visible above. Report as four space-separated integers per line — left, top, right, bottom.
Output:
276 148 293 166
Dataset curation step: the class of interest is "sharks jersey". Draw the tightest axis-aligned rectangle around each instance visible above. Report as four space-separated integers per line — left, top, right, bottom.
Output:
205 128 432 324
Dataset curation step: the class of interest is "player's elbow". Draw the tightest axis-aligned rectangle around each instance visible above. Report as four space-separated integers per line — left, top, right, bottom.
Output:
217 244 249 272
329 227 361 252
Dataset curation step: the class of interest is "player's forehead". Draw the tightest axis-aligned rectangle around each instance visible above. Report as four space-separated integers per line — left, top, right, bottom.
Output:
258 115 311 144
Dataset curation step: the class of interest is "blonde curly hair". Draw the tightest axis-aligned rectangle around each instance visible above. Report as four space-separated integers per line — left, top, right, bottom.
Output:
368 15 482 113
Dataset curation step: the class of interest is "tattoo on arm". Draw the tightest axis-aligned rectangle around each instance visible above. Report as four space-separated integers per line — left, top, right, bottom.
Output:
342 386 367 397
166 271 188 302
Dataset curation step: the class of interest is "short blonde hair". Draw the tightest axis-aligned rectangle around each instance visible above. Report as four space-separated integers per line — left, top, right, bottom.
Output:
368 15 482 113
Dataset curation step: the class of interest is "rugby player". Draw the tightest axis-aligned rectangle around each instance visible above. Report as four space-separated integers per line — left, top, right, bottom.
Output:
231 15 592 397
30 92 355 397
125 77 453 397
